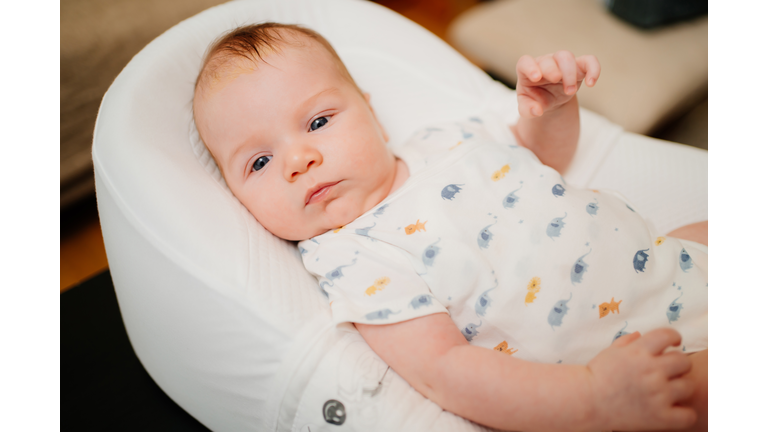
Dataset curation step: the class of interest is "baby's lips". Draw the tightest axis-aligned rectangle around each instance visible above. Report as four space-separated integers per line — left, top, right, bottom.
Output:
305 180 341 205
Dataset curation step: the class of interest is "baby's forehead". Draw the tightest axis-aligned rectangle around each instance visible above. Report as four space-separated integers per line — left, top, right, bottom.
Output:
202 31 333 86
194 27 360 132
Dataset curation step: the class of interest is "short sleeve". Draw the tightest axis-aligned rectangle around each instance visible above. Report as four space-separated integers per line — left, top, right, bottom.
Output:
299 234 448 325
478 111 519 146
392 114 520 175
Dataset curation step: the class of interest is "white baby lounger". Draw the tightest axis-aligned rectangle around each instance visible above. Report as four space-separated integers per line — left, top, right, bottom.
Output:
92 0 707 430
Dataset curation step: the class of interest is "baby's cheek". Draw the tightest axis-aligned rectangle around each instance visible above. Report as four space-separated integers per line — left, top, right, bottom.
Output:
262 200 299 234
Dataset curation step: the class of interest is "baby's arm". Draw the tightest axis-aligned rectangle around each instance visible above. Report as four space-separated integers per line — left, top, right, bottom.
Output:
510 52 600 175
356 313 696 432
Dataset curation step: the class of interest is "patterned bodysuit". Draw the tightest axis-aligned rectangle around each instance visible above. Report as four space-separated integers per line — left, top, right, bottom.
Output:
299 115 707 365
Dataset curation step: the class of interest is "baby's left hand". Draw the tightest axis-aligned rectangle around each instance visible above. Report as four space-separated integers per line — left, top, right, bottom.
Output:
515 51 600 118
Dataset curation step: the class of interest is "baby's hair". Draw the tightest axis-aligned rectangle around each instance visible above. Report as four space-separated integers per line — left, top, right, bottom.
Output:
195 22 360 95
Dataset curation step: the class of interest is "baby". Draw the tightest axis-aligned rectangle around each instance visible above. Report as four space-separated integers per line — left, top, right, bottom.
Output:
193 23 708 432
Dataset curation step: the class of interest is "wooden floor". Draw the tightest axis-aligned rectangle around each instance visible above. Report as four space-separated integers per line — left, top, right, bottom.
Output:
61 195 109 292
59 0 706 292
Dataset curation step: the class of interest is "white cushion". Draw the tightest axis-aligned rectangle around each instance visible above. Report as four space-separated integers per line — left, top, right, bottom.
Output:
448 0 708 134
92 0 706 430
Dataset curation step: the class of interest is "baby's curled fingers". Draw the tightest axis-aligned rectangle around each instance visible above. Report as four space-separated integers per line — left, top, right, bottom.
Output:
657 351 693 378
666 376 696 404
517 94 543 118
516 54 542 83
611 330 640 347
576 55 601 87
637 328 682 355
536 55 562 85
553 50 578 95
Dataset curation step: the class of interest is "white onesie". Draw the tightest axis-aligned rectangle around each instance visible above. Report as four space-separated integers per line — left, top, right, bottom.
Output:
299 115 707 365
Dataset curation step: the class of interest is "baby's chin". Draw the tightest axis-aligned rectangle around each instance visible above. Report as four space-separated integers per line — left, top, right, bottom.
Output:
265 225 316 242
265 220 341 242
267 200 372 241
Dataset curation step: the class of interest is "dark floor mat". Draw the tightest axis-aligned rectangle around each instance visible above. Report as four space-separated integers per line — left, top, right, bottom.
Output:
61 270 211 431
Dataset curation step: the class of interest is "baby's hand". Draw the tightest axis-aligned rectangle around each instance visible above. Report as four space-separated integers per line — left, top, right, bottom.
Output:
586 328 697 431
515 51 600 118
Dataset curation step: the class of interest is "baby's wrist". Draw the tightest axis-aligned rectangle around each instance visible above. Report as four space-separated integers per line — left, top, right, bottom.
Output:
578 364 603 432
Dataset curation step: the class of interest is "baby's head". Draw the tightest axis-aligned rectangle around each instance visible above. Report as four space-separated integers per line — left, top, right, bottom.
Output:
194 23 396 241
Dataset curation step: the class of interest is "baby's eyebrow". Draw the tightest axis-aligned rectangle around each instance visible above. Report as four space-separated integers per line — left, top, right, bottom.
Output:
299 87 339 112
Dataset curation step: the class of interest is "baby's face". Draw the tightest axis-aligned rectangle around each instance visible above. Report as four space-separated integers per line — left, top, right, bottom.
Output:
194 39 396 241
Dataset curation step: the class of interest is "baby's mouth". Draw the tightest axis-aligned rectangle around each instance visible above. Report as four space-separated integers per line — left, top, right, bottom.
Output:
306 181 341 205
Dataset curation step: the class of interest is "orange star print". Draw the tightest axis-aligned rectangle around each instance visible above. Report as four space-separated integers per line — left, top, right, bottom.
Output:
404 219 427 235
493 341 518 355
598 297 622 318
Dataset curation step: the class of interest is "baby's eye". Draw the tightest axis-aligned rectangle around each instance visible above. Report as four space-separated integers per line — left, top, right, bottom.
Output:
310 116 330 131
252 155 272 172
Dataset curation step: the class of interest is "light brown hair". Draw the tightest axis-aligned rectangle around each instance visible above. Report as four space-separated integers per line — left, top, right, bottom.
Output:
195 23 360 95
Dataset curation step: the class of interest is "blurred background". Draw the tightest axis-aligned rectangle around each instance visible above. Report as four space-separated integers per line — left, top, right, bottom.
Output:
61 0 707 292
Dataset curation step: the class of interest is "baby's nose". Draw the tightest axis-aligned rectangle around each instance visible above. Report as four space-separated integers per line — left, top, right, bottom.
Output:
290 159 314 179
285 146 322 181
